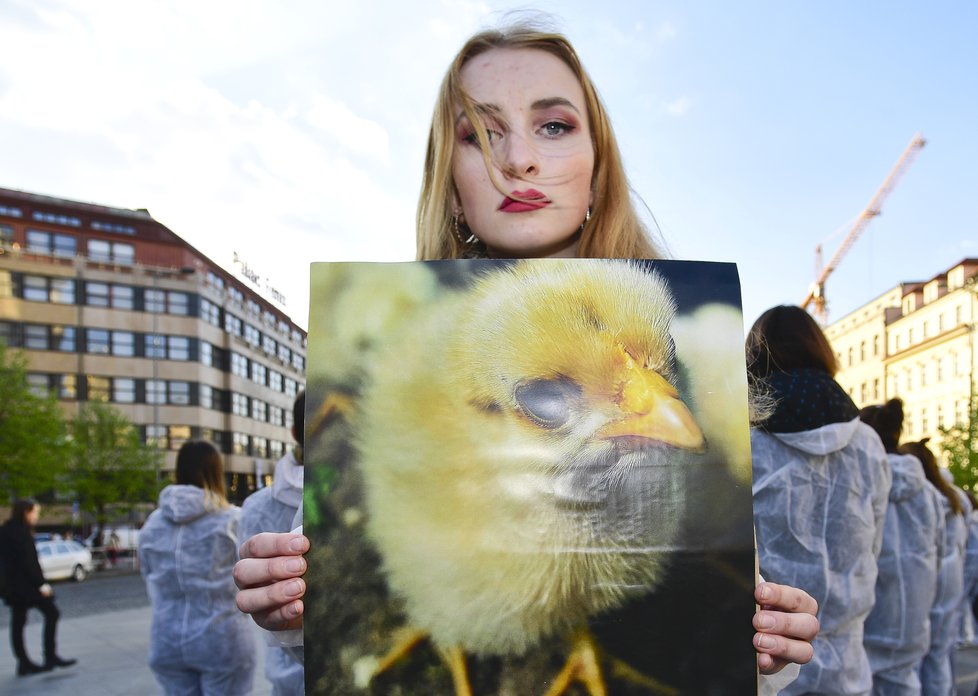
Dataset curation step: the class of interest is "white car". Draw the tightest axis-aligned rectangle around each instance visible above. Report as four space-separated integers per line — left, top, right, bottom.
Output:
36 539 94 582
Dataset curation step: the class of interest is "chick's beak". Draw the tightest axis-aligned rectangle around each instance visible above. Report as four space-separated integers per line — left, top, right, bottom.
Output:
597 348 706 453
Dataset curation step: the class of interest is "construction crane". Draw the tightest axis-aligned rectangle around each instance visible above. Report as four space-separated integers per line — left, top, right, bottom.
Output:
801 132 927 324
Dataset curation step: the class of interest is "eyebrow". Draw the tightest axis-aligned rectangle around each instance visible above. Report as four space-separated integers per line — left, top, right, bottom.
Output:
454 97 581 125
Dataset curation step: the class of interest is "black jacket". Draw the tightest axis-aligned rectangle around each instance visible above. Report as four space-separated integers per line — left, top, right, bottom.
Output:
0 518 46 605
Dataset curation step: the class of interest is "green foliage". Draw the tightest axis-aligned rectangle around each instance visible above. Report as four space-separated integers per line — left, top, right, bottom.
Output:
66 401 162 524
939 389 978 493
0 341 69 501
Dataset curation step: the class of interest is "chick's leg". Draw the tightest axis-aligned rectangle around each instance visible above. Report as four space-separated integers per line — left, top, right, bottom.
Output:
543 630 607 696
542 630 679 696
370 630 474 696
440 645 473 696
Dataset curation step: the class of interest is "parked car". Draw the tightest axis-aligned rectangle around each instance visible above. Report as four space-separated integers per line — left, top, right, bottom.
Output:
36 539 94 582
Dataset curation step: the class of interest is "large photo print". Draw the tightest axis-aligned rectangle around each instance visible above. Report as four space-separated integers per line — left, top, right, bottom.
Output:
302 259 756 695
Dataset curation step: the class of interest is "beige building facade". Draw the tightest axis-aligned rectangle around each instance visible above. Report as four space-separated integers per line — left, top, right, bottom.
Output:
826 259 978 452
0 188 306 502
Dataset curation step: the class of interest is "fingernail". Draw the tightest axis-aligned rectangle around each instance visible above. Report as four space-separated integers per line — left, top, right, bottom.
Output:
289 536 307 552
287 601 302 617
285 580 303 597
756 614 775 630
286 558 305 573
758 584 772 601
755 634 775 650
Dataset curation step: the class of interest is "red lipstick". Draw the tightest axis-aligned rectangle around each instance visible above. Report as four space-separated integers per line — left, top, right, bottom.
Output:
499 189 550 213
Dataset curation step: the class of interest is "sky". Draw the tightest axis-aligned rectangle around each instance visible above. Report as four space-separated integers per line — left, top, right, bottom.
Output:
0 1 975 331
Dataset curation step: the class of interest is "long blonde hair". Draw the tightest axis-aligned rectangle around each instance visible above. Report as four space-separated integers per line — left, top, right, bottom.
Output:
416 22 664 261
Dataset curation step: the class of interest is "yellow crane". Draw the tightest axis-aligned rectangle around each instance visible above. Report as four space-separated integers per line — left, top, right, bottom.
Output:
801 132 927 324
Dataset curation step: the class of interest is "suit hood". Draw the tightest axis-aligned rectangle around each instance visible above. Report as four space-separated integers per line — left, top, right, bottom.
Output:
886 452 928 503
158 484 210 524
768 417 863 457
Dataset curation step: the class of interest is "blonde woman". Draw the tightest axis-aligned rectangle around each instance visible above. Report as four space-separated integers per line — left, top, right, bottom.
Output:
235 19 820 682
140 440 256 695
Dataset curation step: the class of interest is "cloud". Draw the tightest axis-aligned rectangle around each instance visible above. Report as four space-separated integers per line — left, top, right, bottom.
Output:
665 96 691 116
304 95 391 164
657 21 677 41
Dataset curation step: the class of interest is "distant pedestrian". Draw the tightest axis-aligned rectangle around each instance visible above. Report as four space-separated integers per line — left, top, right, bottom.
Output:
859 400 945 695
239 391 305 696
106 528 120 567
139 440 256 695
748 305 892 696
0 498 78 677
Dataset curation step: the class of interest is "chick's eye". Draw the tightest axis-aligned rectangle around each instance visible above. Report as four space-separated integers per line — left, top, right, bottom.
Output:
514 378 581 429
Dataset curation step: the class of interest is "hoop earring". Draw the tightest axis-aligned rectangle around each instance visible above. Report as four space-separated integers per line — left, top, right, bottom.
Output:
453 214 479 245
580 206 591 232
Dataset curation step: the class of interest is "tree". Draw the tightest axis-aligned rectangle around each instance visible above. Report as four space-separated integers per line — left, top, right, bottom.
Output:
66 401 161 530
939 389 978 493
0 341 69 501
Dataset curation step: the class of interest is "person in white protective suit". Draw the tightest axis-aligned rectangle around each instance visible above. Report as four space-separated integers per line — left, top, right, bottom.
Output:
747 305 892 696
859 399 945 696
239 392 305 696
139 440 256 696
899 438 970 696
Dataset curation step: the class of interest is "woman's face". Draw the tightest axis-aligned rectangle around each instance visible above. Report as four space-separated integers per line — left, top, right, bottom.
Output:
452 48 594 259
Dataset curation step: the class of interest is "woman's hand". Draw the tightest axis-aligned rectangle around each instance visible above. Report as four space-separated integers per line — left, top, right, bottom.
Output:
234 532 309 631
753 582 819 674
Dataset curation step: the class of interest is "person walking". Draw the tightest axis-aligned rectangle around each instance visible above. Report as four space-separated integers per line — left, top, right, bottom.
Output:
139 440 256 695
0 498 77 677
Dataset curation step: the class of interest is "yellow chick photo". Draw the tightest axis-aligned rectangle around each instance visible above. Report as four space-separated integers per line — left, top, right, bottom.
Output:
302 259 755 695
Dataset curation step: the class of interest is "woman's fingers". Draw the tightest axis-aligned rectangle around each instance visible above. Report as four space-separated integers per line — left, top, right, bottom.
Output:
754 582 819 675
233 532 310 631
238 531 309 562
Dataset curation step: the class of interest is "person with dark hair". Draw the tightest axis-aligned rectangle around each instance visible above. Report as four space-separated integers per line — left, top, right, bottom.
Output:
748 305 892 695
239 392 305 696
0 499 77 677
138 440 256 695
899 438 971 696
858 399 944 695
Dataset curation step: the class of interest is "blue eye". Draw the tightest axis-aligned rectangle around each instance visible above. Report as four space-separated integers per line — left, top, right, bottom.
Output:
542 122 573 138
463 129 501 145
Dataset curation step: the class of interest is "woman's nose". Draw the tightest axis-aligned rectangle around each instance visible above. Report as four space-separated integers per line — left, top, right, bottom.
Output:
502 133 539 179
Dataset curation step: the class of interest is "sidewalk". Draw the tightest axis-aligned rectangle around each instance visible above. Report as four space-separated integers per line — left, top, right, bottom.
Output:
0 605 272 696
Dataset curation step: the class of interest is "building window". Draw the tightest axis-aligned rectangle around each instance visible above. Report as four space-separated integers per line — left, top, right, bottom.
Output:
114 378 136 403
112 285 134 309
27 229 76 257
207 271 225 291
232 432 249 455
232 393 249 416
920 364 927 388
91 220 136 235
112 331 135 357
938 357 945 382
873 378 880 400
145 334 165 359
231 353 249 378
923 322 928 339
908 328 914 344
262 334 276 355
145 289 166 313
270 405 284 426
146 380 166 405
292 353 305 373
244 324 260 347
905 370 912 392
0 204 23 218
285 406 294 430
87 329 110 354
200 384 214 410
32 211 81 227
860 382 867 403
23 275 75 304
957 305 963 325
229 287 243 305
25 325 49 350
859 342 866 362
87 376 111 402
168 336 190 361
939 314 944 332
252 436 268 458
52 326 75 352
169 381 190 405
88 239 134 264
200 341 214 367
277 344 290 364
938 404 945 429
285 378 298 397
145 424 167 449
169 425 191 450
246 299 261 316
86 282 110 307
0 270 12 298
58 374 76 400
27 373 49 397
168 292 189 315
269 440 284 460
873 335 880 356
251 362 267 386
921 407 928 434
225 313 242 337
269 371 282 392
200 298 221 326
252 399 267 422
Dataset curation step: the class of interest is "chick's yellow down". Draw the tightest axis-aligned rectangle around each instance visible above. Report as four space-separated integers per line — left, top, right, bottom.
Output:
355 259 705 661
